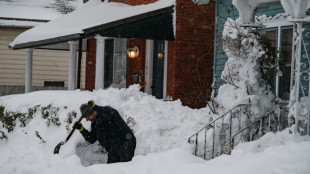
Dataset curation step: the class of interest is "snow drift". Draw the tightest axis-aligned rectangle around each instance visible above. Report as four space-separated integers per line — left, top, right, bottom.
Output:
0 86 309 174
0 85 211 165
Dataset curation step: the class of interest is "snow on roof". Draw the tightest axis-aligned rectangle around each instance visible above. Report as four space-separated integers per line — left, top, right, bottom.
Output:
0 19 47 28
9 0 175 49
0 0 82 21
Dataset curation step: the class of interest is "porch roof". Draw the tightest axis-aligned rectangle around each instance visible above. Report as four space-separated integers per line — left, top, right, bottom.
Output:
9 0 175 50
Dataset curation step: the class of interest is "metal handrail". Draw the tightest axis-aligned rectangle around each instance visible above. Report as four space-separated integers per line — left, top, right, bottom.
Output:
188 103 289 160
187 104 251 159
224 105 280 143
223 105 288 155
188 104 250 143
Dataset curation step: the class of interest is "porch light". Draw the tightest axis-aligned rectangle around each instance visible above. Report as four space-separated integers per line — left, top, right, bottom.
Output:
158 52 164 60
127 46 139 59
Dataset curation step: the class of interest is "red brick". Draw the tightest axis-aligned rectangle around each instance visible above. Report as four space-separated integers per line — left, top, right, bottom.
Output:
86 0 215 108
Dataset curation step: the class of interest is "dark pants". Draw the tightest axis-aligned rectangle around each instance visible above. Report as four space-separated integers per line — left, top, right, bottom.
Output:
107 137 136 164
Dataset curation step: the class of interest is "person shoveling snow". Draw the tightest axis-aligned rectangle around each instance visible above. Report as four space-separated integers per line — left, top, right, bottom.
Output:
72 100 136 164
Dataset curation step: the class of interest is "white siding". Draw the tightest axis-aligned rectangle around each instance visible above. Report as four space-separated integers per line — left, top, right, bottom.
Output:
0 27 86 89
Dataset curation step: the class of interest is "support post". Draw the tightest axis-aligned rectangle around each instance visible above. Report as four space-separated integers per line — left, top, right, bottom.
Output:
68 41 78 91
25 48 33 93
77 38 83 89
95 35 106 90
294 22 302 134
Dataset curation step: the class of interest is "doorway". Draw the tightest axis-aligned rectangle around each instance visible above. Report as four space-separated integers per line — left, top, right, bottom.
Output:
152 40 165 99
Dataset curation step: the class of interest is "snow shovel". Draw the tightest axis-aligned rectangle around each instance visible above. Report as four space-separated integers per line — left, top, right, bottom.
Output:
54 116 84 154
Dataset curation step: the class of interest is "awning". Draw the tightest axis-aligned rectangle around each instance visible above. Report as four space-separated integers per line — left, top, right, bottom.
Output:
9 0 175 50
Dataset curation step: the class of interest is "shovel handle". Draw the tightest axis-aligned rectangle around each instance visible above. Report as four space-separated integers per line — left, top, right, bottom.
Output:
54 116 84 154
65 116 84 142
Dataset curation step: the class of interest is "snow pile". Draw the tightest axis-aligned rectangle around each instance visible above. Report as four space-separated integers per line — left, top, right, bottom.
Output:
1 115 309 174
0 85 210 165
216 18 274 117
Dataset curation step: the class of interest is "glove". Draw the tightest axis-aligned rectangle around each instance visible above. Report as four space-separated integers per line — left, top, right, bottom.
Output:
72 122 84 132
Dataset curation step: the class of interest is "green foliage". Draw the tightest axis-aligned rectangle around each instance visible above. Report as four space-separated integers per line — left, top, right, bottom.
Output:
0 104 62 141
41 105 61 127
0 105 35 140
65 110 77 132
0 106 7 140
257 32 286 92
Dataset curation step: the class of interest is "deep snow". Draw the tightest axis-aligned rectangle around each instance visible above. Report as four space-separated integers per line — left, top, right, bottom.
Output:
0 86 309 174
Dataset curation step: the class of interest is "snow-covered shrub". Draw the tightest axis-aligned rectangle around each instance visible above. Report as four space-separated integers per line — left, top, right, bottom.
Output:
65 110 77 132
217 18 276 118
0 106 29 140
0 104 65 140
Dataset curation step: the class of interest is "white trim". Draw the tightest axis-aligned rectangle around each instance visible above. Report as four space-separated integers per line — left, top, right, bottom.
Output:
95 35 106 90
112 38 116 85
163 41 168 98
263 20 292 28
68 40 78 91
145 40 154 94
275 25 281 96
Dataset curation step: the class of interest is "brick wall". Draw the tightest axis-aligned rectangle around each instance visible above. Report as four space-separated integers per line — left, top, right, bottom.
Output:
167 0 215 108
86 0 215 108
126 39 146 89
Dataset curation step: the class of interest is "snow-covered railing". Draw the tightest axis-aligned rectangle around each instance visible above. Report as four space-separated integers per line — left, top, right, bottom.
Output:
223 105 289 155
188 104 251 160
188 104 289 160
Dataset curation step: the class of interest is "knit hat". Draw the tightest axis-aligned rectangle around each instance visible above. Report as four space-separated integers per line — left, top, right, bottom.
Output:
80 100 95 117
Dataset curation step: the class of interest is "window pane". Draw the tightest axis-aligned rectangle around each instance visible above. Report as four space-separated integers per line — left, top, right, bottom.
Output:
280 28 293 64
278 67 291 100
265 30 277 49
264 29 277 90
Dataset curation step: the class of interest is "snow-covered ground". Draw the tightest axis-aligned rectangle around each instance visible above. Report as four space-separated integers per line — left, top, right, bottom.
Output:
0 86 309 174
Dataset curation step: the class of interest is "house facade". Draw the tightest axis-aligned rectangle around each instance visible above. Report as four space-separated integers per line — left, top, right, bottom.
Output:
212 0 310 135
0 0 86 96
84 0 215 108
214 0 309 101
9 0 215 109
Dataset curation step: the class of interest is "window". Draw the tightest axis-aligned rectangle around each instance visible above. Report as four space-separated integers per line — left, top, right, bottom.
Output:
264 26 293 101
44 81 64 87
102 38 127 89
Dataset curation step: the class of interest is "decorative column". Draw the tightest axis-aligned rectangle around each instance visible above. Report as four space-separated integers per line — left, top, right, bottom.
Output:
281 0 310 135
25 48 33 93
293 23 303 134
68 41 78 91
95 35 106 90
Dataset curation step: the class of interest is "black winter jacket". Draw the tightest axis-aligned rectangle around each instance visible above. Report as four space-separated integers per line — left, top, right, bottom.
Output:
81 105 134 153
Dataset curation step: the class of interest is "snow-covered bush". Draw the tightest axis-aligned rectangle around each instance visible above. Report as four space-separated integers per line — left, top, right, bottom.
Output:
216 18 276 118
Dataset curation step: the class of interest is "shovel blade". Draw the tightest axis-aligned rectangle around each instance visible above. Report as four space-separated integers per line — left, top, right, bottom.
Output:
54 142 62 154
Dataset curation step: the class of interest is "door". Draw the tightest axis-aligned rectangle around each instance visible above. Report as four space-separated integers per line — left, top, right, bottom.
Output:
104 39 114 88
152 40 165 99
